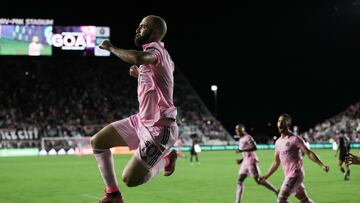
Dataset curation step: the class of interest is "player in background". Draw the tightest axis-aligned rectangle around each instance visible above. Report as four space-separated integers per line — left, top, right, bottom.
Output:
28 36 43 56
189 133 200 165
234 123 278 203
259 113 329 203
92 15 178 203
334 131 351 180
175 135 185 158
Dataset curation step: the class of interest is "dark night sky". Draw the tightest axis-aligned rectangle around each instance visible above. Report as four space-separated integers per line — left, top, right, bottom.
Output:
3 1 360 136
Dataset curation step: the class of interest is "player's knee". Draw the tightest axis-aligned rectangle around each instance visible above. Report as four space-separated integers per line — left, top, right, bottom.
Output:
122 171 144 187
90 135 96 149
90 135 98 148
122 175 141 187
123 180 139 187
91 132 107 149
277 197 289 203
277 194 290 203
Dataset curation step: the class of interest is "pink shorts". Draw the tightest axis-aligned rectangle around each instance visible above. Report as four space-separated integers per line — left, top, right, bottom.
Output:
239 160 260 177
111 114 178 170
280 175 305 195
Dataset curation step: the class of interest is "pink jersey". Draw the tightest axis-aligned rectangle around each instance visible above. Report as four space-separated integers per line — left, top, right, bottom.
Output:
238 134 258 163
176 138 182 148
138 42 177 126
275 134 306 177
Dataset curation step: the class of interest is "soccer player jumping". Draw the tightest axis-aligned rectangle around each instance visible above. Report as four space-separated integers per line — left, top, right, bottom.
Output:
259 113 330 203
92 15 178 203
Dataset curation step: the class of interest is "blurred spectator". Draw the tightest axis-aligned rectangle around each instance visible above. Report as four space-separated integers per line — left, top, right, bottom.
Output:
300 102 360 143
0 58 230 148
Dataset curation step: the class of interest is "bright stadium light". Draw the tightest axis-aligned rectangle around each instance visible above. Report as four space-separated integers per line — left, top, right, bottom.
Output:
211 85 218 91
211 85 218 117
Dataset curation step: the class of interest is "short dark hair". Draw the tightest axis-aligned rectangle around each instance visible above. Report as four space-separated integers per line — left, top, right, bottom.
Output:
148 15 167 40
190 133 197 138
236 123 245 130
279 113 292 125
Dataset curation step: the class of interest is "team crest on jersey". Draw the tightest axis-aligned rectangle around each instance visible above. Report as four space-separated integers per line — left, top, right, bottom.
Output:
285 141 291 150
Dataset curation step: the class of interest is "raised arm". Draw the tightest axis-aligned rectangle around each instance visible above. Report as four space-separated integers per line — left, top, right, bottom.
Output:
99 40 157 65
334 139 340 157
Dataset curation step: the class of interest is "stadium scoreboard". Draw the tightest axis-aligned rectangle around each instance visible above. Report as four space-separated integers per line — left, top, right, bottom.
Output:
0 18 110 56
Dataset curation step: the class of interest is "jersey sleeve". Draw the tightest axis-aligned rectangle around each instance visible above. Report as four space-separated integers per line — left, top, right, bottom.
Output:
295 136 307 150
246 136 256 148
144 42 162 66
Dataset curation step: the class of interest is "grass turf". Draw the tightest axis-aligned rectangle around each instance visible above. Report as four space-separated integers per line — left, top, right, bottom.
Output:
0 149 359 203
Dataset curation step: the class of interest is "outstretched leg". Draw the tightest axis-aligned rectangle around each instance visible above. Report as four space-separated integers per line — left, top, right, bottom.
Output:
254 175 278 194
122 124 178 186
277 190 291 203
342 158 350 181
121 154 153 187
235 174 247 203
91 124 128 202
122 149 177 187
195 154 199 162
295 189 314 203
345 163 350 181
338 159 345 174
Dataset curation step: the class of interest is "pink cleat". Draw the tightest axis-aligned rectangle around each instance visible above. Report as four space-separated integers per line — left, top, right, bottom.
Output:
164 149 178 176
98 191 124 203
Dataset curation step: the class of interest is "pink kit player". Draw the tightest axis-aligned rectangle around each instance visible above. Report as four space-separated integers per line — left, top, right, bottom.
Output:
175 136 184 158
234 124 278 203
91 15 178 203
259 114 329 203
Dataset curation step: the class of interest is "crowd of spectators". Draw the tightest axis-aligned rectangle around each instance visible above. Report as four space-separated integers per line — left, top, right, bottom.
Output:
300 102 360 143
0 58 230 149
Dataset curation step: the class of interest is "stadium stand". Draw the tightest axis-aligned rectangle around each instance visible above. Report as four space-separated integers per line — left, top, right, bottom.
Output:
301 102 360 143
0 57 232 150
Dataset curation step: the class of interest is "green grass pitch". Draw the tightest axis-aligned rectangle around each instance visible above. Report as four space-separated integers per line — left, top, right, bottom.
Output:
1 149 359 202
